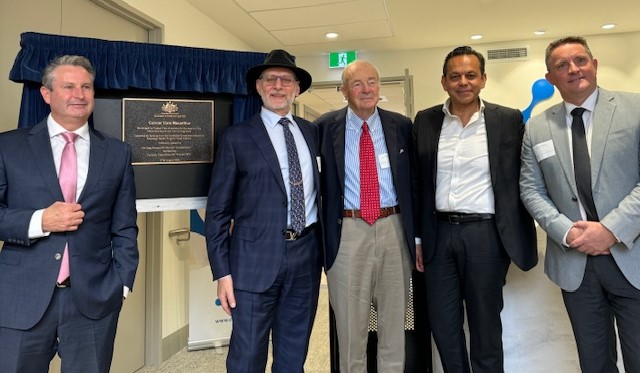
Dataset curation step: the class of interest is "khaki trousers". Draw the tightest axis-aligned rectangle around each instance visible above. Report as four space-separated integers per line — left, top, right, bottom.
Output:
327 214 412 373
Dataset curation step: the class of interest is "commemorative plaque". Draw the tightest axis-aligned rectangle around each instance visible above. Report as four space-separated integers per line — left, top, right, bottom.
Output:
123 98 214 165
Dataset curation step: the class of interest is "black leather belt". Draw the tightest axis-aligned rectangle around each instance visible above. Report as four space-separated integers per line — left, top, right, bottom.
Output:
284 223 317 241
343 206 400 219
56 278 71 288
437 212 494 224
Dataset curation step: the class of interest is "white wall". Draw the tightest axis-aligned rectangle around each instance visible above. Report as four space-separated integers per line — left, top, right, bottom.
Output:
0 0 149 132
297 32 640 119
122 0 251 51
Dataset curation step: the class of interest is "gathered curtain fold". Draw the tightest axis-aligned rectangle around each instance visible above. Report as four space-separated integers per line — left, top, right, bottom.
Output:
9 32 266 128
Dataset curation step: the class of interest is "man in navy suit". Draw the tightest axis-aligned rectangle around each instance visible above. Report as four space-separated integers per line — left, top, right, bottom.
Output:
0 55 139 372
316 60 418 372
205 50 322 372
413 46 537 372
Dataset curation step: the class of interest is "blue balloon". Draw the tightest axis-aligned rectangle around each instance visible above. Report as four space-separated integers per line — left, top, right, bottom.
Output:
522 79 554 123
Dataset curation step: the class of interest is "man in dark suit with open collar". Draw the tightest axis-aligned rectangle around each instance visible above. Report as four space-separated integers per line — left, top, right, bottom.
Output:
317 60 417 372
205 50 322 372
413 46 537 373
0 55 138 372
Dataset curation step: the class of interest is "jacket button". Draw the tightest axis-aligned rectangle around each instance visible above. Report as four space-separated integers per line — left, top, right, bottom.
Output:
337 218 342 225
55 253 62 260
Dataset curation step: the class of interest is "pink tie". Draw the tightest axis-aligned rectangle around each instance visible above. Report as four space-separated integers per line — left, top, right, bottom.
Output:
57 132 78 284
360 122 380 225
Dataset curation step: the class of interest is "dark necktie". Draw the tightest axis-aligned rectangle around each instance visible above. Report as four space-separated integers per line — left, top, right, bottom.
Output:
57 132 78 283
571 107 599 221
279 117 306 234
359 122 380 225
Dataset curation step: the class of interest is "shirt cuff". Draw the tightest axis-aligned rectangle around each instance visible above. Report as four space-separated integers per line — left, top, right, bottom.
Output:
28 209 50 239
562 229 570 247
123 286 130 299
415 237 422 245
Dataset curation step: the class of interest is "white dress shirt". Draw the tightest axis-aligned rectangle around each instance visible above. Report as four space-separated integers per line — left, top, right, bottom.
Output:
561 88 599 245
28 115 90 238
563 88 598 222
436 99 494 214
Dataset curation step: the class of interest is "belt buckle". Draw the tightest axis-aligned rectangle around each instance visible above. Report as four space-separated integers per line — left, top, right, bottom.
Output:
284 230 298 241
448 215 460 224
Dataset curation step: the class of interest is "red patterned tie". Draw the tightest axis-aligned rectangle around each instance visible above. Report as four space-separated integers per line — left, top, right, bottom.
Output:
57 132 78 284
360 122 380 225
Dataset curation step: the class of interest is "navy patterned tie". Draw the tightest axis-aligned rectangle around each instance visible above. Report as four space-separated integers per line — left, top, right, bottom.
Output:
279 117 306 233
571 107 599 221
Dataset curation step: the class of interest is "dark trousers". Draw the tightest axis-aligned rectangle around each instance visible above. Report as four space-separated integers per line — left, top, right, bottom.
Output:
562 255 640 373
425 219 509 373
226 230 321 373
0 287 121 373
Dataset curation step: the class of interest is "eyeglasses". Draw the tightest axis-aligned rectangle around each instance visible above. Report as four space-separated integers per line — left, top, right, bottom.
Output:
259 75 297 86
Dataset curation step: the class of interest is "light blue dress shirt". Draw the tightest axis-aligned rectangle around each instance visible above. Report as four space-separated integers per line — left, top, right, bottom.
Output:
261 107 318 227
343 107 398 210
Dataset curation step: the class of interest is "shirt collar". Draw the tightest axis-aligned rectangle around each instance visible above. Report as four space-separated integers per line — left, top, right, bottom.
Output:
261 107 293 129
442 98 485 118
564 88 599 115
346 106 380 131
46 114 89 140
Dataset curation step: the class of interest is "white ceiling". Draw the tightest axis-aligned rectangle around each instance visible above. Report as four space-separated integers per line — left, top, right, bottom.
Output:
185 0 640 56
184 0 640 116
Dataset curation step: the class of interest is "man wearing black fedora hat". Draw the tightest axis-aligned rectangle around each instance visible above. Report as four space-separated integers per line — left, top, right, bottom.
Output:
205 49 322 372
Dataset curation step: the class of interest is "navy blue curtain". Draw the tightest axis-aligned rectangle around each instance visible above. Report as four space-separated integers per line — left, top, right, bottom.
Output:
9 32 266 128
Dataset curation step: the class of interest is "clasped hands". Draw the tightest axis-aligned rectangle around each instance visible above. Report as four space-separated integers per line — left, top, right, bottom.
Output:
42 201 84 232
567 220 617 255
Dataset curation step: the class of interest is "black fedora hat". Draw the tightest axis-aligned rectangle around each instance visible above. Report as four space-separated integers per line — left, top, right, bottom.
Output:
246 49 312 94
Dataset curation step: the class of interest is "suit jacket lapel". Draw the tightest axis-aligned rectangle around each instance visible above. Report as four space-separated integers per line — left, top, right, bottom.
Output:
379 109 399 175
428 108 445 190
248 114 287 194
549 104 578 195
78 128 107 203
484 103 502 187
296 117 321 194
331 109 347 191
590 89 615 188
28 121 63 201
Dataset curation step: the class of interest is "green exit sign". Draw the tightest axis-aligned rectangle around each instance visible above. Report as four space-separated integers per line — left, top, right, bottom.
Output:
329 51 357 68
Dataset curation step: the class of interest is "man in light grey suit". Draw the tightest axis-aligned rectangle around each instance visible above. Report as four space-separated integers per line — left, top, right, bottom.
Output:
520 36 640 373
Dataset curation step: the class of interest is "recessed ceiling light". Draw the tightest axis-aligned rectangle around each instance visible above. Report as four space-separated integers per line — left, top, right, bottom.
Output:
601 23 616 30
326 32 339 39
534 29 546 36
470 34 483 40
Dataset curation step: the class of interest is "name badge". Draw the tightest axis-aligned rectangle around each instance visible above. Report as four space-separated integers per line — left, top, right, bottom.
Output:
533 140 556 162
378 153 390 169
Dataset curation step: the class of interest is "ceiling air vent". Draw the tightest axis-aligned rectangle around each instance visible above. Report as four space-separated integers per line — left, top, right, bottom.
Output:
486 47 528 61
